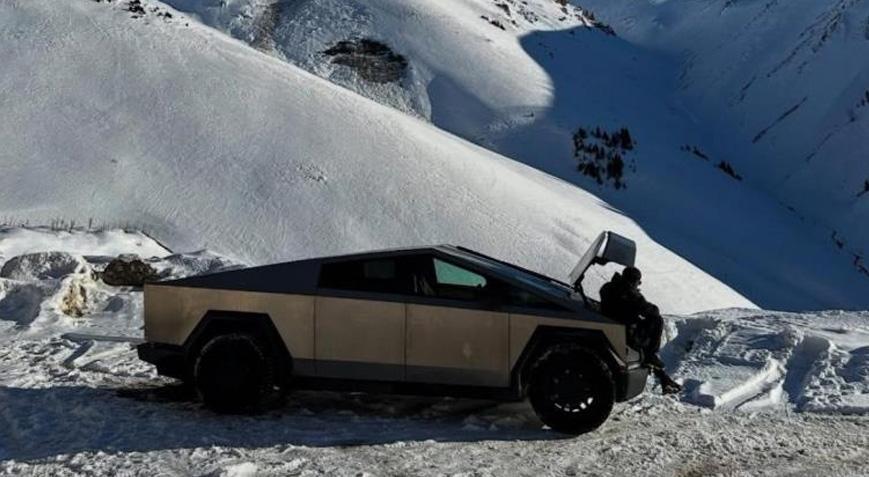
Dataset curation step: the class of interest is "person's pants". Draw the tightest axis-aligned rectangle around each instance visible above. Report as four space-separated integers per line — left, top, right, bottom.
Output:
628 313 664 358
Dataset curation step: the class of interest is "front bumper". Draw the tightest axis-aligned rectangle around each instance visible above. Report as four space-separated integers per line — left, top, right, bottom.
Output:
137 342 187 380
616 364 649 401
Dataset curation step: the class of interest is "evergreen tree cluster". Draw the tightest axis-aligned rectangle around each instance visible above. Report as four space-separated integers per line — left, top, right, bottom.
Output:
572 126 636 189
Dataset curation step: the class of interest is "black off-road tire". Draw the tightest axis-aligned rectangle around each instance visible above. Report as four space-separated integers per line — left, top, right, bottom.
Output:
527 344 615 435
193 333 283 413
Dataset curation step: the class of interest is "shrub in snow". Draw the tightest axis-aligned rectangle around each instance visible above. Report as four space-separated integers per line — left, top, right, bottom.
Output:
60 278 89 318
0 252 87 281
480 15 507 30
681 144 709 160
717 161 743 181
127 0 145 17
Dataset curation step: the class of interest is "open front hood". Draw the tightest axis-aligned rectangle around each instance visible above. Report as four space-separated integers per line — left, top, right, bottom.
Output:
569 231 637 289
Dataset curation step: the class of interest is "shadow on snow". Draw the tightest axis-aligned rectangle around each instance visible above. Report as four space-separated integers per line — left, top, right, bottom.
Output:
0 383 558 461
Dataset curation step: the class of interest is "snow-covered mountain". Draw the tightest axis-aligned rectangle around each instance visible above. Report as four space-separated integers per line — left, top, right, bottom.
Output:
157 0 869 310
0 0 758 314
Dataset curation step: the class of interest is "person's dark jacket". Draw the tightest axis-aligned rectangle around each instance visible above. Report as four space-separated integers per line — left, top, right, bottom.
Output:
599 272 659 325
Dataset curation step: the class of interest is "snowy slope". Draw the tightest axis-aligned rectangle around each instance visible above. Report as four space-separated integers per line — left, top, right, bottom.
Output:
582 0 869 258
156 0 869 310
0 0 757 314
1 230 867 476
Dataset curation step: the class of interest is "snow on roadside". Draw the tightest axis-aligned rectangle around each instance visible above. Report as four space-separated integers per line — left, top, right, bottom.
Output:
662 309 869 414
0 227 240 341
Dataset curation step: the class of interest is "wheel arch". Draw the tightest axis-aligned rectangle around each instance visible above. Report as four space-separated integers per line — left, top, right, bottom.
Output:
511 325 621 396
182 310 293 379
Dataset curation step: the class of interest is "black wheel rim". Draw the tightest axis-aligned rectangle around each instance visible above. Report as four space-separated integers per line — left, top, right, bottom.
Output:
545 366 598 414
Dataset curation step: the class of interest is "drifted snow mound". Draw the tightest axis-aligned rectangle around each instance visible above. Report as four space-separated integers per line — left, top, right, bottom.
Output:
155 250 244 280
0 0 755 314
0 281 53 327
0 228 239 336
0 227 169 264
663 309 869 414
0 252 87 281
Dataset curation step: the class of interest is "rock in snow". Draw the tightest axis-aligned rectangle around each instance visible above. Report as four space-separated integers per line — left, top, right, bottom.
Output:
101 257 159 287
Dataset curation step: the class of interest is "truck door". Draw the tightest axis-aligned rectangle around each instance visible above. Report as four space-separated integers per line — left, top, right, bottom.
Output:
315 257 411 381
405 256 509 387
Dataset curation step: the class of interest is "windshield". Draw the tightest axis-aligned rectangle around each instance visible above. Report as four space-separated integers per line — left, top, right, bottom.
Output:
446 248 575 300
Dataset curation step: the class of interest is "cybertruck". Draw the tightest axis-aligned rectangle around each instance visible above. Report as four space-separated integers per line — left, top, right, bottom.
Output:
138 231 646 434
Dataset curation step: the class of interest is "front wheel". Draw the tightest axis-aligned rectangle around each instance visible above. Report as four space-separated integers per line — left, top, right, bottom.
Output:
527 345 615 434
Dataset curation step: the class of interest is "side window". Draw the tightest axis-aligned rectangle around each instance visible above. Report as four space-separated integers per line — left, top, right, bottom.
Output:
363 259 395 280
318 258 409 294
434 258 487 288
430 258 489 301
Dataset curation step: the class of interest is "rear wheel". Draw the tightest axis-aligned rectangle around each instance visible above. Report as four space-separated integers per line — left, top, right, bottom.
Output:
527 345 615 434
193 333 282 413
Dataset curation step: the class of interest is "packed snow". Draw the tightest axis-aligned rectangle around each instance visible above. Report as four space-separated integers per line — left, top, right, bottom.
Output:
0 228 867 475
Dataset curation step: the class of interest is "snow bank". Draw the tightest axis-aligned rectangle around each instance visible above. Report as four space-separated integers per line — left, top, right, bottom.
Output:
0 252 87 282
664 309 869 414
0 228 238 340
0 228 169 265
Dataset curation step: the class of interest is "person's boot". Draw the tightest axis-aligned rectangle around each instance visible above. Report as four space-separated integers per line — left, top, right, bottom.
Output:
654 368 682 395
644 353 666 371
